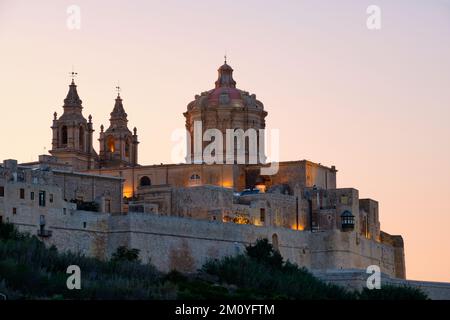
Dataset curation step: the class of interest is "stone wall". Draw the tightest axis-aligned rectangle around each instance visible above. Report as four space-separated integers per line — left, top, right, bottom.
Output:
314 269 450 300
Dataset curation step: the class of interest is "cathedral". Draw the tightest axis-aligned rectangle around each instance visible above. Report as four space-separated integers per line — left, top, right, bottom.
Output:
0 60 407 281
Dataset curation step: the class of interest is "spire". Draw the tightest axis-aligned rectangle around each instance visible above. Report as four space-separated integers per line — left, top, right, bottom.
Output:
111 95 127 119
63 79 82 108
215 58 236 89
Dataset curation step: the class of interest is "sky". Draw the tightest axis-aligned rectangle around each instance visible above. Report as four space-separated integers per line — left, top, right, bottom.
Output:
0 0 449 282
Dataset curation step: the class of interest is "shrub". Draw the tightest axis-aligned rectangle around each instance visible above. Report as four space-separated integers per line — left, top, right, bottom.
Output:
358 285 428 300
111 246 141 263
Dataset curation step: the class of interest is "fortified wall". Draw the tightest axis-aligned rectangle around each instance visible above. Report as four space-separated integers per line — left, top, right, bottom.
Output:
8 205 400 278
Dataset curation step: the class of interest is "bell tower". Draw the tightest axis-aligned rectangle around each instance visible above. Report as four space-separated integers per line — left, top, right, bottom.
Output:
49 73 98 170
98 87 139 168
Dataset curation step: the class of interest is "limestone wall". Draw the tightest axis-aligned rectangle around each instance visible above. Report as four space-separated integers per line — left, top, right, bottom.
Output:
314 269 450 300
4 197 401 278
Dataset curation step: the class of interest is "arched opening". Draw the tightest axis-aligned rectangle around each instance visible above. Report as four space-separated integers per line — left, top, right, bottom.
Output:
272 234 279 252
107 136 115 153
140 176 151 187
79 126 84 151
125 139 130 158
61 126 68 146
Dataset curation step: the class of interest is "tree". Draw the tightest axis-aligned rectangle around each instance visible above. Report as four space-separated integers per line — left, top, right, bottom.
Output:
245 238 283 269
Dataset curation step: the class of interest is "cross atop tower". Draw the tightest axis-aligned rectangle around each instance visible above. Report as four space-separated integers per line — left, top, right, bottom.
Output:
69 68 78 84
116 84 121 97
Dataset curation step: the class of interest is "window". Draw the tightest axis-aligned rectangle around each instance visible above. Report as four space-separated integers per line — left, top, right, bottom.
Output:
341 211 355 231
0 186 4 197
107 136 115 153
140 176 151 187
340 195 349 205
12 207 17 215
125 140 130 157
39 191 46 207
83 222 87 229
260 208 266 223
63 208 66 215
190 173 201 180
30 192 35 200
49 194 54 203
61 126 68 145
105 199 111 213
19 188 25 199
79 126 84 151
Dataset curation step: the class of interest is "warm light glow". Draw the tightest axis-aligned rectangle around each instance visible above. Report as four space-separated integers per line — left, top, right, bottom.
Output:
291 224 305 231
123 185 133 198
255 184 266 193
222 180 233 188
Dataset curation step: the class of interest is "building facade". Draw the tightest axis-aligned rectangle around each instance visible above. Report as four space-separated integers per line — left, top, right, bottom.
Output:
3 61 407 280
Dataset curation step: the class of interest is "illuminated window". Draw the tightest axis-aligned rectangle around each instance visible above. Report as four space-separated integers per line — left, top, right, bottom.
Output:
107 136 115 153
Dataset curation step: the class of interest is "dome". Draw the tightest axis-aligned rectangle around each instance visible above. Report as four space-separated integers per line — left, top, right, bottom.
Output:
186 61 265 111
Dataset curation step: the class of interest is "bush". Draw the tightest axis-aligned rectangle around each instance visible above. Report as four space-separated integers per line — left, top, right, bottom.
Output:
245 238 283 269
203 239 354 299
358 285 428 300
111 246 141 263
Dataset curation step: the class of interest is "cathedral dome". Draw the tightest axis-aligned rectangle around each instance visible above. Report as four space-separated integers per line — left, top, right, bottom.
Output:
184 60 268 164
187 61 265 111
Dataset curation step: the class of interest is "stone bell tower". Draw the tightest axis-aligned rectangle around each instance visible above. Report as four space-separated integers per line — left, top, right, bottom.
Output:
98 88 139 168
49 75 98 170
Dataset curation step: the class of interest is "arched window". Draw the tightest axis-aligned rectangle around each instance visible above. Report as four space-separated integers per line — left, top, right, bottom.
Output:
125 140 130 158
190 173 200 180
61 126 68 145
140 176 151 187
79 126 84 151
107 136 115 153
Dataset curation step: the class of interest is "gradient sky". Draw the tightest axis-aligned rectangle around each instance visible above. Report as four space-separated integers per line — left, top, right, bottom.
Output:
0 0 449 282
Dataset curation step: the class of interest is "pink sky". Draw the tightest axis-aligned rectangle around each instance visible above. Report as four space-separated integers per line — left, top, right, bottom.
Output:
0 0 449 282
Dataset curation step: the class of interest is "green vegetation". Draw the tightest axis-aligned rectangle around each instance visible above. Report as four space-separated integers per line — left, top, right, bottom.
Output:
111 246 141 263
0 222 428 300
